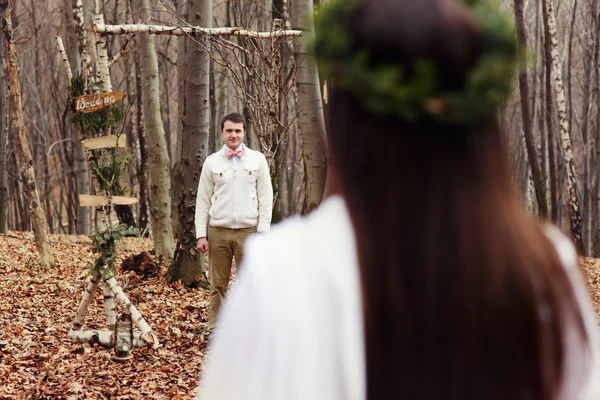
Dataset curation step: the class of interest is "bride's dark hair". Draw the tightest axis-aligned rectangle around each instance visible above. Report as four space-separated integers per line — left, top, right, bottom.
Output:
324 0 589 398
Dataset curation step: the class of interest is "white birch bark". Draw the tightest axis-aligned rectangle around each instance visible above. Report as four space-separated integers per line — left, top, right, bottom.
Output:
542 0 584 254
56 37 73 81
93 13 112 92
68 329 114 346
101 282 117 331
90 9 118 314
93 24 301 37
71 0 92 235
68 329 148 348
69 279 99 331
104 276 159 349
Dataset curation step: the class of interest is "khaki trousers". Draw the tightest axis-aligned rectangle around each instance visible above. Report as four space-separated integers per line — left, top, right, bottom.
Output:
207 226 257 329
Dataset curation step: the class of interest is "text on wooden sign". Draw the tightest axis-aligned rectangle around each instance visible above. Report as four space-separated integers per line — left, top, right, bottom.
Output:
74 91 127 113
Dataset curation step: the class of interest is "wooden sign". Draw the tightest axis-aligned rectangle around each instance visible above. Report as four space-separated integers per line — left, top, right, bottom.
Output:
81 135 127 150
79 194 139 207
74 91 127 113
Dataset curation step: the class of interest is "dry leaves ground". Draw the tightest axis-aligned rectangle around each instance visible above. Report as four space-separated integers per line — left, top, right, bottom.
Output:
0 231 210 399
3 232 600 399
580 257 600 319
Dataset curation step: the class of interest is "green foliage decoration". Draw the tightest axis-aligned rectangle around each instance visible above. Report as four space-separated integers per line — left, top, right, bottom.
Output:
90 224 140 280
312 0 519 126
68 75 125 137
90 148 131 195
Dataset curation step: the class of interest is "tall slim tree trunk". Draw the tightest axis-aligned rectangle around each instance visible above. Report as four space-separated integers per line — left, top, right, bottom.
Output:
578 0 595 255
170 0 189 235
566 0 577 135
134 49 149 235
138 0 175 261
1 0 54 267
542 0 584 254
291 0 327 214
0 31 7 233
534 4 549 207
514 0 547 218
168 0 211 287
542 23 559 224
592 4 600 256
70 0 91 235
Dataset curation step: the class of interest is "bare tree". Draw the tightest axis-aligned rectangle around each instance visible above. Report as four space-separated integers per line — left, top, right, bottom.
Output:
68 0 92 235
592 0 600 256
514 0 548 218
0 30 7 233
291 0 327 214
542 0 584 253
168 0 212 287
1 0 55 267
137 0 175 261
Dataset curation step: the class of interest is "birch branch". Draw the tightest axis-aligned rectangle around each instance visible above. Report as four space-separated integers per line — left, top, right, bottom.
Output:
70 279 99 331
55 37 73 81
93 23 303 38
108 34 136 67
102 282 117 331
104 277 160 349
68 329 114 347
68 329 149 348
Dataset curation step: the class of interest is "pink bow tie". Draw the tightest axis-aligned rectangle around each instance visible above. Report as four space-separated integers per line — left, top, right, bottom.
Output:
226 148 243 159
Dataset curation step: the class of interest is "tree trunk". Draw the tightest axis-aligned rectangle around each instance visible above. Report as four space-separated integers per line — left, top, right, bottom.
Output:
542 21 559 224
134 49 150 235
513 0 547 218
138 0 175 261
578 0 594 255
70 0 92 235
291 0 327 214
175 0 188 164
534 4 548 208
0 30 7 233
1 0 55 267
592 4 600 257
168 0 211 287
542 0 584 254
170 0 189 236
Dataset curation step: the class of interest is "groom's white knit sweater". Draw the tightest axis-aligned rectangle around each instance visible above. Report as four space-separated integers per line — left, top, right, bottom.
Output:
195 144 273 238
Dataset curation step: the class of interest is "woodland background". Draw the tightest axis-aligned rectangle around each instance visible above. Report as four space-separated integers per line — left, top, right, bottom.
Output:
1 0 599 257
2 0 600 397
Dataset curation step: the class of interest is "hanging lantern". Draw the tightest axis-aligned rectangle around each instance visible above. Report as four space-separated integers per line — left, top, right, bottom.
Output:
112 312 133 361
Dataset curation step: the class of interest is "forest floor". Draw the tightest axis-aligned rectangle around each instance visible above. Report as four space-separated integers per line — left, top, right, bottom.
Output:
0 231 211 399
2 232 600 399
